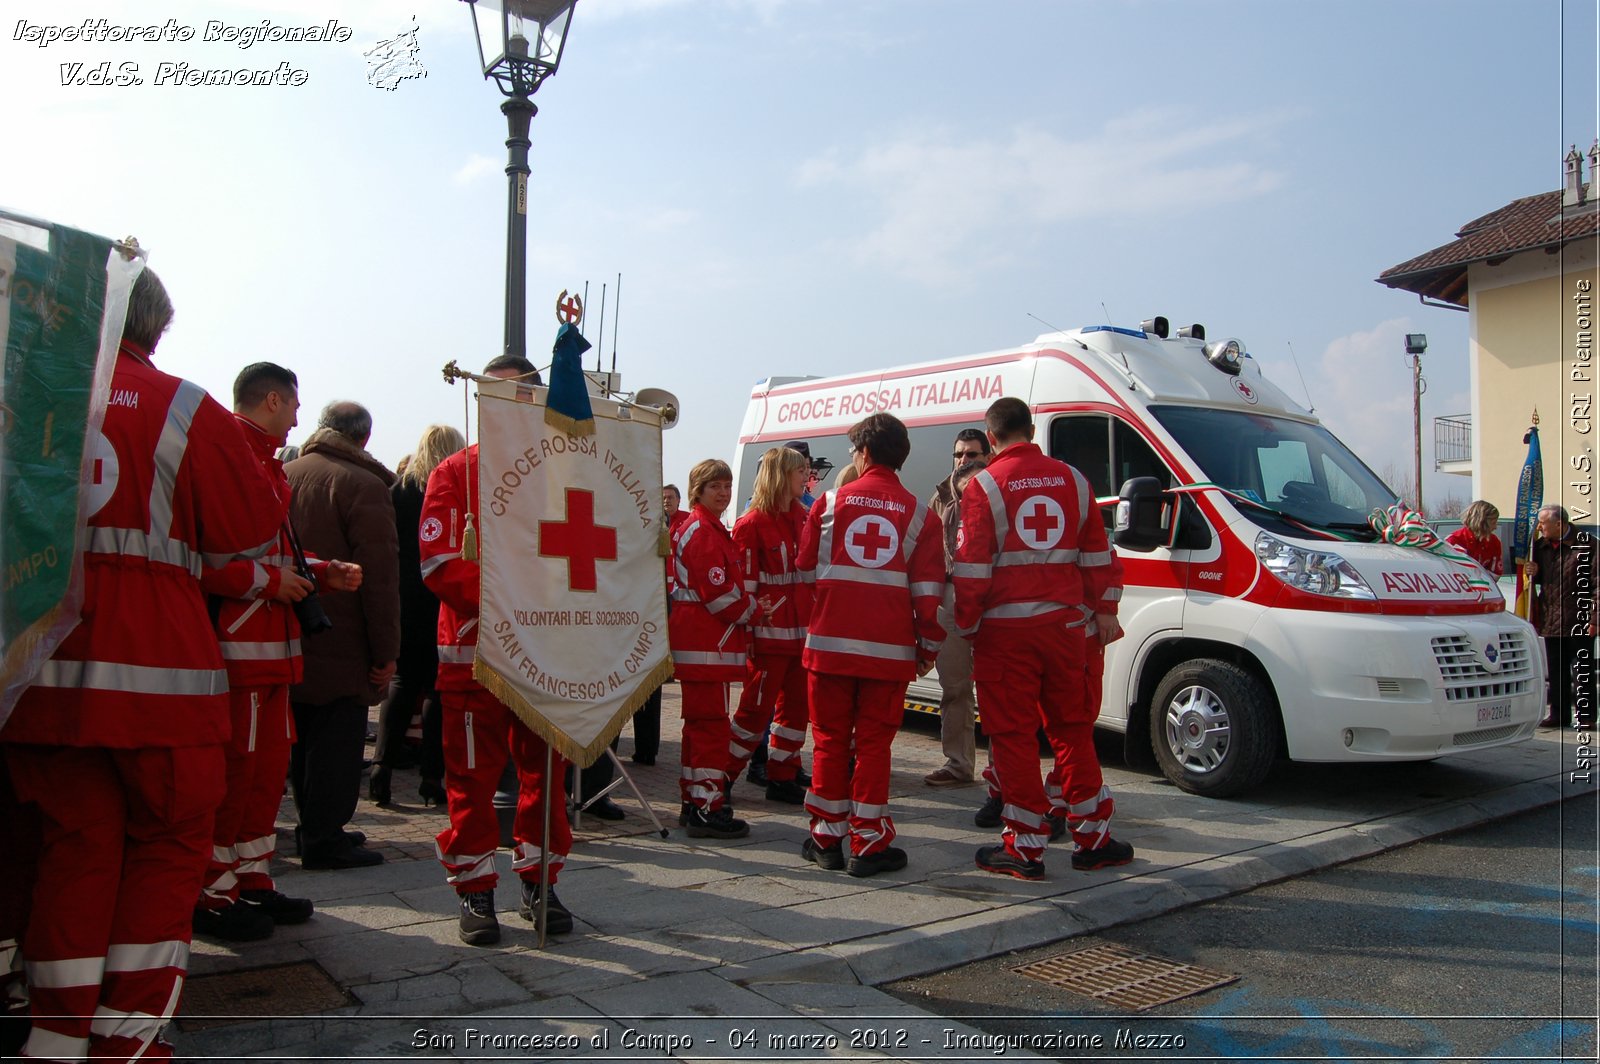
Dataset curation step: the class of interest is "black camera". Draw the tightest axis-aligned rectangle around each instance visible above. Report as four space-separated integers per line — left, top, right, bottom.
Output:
292 585 333 635
285 521 333 636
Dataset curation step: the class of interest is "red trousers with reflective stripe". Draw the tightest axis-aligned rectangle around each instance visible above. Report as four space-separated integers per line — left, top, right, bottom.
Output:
804 672 904 856
200 686 294 909
435 690 570 895
726 654 808 782
679 681 731 812
973 622 1087 863
5 743 224 1062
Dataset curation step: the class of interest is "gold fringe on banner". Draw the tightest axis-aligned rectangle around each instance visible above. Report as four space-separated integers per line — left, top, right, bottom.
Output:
543 407 595 438
473 656 674 769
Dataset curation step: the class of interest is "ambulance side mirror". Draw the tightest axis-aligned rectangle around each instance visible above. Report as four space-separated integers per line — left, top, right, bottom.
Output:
1114 477 1167 552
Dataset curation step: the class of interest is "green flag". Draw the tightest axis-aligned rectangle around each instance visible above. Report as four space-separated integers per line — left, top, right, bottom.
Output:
0 212 142 727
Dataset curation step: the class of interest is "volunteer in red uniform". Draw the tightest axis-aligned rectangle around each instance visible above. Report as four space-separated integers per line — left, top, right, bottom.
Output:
670 459 764 839
419 355 575 948
726 446 813 804
1 267 281 1061
954 397 1133 880
797 413 945 878
192 363 363 942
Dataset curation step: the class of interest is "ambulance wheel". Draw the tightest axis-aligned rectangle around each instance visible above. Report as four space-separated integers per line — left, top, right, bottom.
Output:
1150 659 1277 798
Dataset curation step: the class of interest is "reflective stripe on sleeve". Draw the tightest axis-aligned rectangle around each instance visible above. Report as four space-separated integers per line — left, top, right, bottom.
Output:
910 580 944 598
419 553 450 579
705 586 747 614
437 645 475 663
951 561 992 579
671 650 747 667
671 587 702 603
1078 549 1112 567
1102 587 1123 601
220 639 302 661
754 625 806 641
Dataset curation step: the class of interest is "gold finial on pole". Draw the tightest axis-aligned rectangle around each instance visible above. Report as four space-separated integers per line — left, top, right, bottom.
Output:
1530 408 1539 427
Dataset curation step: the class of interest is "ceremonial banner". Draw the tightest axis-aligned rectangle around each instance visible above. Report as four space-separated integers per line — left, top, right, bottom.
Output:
1511 421 1542 620
473 378 671 766
0 213 139 727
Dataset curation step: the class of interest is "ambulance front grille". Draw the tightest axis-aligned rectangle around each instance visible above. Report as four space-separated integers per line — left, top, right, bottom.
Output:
1451 723 1523 747
1430 632 1535 703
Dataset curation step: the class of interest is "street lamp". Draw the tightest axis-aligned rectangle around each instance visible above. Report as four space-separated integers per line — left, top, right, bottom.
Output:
462 0 577 361
1405 333 1427 513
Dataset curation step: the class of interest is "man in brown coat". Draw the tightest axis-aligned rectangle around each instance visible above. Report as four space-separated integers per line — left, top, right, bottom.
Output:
286 401 401 868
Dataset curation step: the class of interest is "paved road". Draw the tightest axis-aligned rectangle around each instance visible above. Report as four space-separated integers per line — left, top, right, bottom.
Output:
887 794 1598 1062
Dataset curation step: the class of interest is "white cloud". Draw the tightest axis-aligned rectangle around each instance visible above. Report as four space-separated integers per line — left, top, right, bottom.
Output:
453 154 502 185
1308 318 1468 495
798 108 1291 285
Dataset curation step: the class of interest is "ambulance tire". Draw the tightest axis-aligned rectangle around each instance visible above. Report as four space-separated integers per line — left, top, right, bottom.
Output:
1150 659 1277 798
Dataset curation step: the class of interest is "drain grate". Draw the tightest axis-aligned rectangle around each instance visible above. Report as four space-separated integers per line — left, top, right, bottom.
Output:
1012 944 1237 1011
177 961 355 1030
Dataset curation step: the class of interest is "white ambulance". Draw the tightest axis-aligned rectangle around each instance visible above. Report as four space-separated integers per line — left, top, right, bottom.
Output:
732 318 1545 797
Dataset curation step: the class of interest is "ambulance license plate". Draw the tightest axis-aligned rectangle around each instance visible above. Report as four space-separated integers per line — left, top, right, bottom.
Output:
1475 700 1512 726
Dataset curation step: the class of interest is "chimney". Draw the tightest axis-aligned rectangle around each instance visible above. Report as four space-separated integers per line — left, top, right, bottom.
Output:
1564 143 1585 206
1589 140 1599 202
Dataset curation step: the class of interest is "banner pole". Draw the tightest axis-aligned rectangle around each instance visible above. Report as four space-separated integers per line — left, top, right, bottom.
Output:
538 744 553 949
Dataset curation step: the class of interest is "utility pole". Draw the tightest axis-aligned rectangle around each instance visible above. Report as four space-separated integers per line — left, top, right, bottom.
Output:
1405 333 1428 512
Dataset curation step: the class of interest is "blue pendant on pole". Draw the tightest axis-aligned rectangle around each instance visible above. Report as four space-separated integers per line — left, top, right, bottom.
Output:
1511 425 1542 564
544 322 594 436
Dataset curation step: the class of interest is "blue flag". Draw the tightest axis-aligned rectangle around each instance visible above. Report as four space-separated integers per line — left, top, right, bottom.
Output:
1512 424 1542 564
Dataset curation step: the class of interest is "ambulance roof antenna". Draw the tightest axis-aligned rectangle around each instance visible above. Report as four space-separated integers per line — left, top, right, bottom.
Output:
1027 311 1066 335
610 272 621 383
1286 340 1316 414
1100 301 1113 324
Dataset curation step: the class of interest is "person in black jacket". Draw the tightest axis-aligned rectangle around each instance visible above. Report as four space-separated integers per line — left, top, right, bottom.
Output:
370 424 465 805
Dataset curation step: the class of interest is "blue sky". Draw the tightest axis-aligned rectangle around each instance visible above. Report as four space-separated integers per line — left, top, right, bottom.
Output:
5 0 1596 508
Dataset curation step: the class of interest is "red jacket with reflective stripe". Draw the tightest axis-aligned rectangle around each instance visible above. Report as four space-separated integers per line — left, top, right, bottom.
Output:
953 442 1119 636
669 504 759 681
731 501 811 657
3 343 281 748
418 444 481 693
200 414 309 686
797 465 946 681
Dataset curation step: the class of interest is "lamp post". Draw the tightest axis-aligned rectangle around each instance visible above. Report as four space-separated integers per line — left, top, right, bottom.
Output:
462 0 577 361
1405 332 1427 513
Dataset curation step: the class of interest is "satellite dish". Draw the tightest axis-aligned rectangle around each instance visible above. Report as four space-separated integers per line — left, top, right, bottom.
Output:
634 387 680 430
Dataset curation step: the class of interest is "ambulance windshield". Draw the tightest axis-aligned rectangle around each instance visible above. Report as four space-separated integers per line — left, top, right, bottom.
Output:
1150 406 1399 538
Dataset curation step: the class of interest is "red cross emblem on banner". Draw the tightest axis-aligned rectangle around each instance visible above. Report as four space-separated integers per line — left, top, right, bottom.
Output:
555 289 584 325
539 488 617 592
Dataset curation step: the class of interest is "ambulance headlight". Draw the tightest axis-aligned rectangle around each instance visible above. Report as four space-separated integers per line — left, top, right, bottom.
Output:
1254 532 1376 600
1204 338 1244 375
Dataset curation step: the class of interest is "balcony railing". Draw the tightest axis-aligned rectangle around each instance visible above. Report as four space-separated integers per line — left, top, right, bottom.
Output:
1435 413 1472 468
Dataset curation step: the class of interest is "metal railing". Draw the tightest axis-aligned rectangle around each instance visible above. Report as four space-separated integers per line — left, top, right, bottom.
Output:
1434 413 1472 467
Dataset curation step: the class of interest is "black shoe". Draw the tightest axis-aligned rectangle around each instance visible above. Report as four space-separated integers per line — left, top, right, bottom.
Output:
193 902 275 942
765 779 806 804
974 793 1003 828
678 801 693 827
847 846 908 879
795 765 812 788
302 843 383 870
744 761 769 787
368 766 391 805
1049 816 1066 842
685 805 750 839
1072 837 1135 871
801 836 846 871
344 829 367 847
458 889 500 946
975 844 1045 881
631 752 656 766
240 888 314 925
584 797 626 821
517 881 574 934
419 778 445 807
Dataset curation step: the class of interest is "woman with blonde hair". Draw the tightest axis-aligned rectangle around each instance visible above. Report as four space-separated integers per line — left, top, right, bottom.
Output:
1446 499 1504 577
727 447 814 803
669 458 765 839
371 423 467 806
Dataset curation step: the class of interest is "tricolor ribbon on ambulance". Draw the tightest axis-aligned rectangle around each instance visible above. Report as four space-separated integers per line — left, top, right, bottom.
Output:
1366 503 1498 597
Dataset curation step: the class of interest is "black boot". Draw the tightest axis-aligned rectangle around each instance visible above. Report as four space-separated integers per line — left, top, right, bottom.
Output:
368 766 391 805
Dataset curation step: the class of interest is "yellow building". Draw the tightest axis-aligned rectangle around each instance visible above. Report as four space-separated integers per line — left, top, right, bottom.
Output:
1379 143 1599 527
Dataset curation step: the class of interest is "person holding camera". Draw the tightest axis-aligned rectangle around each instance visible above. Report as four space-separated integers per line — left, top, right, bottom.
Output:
192 364 365 941
285 401 400 870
